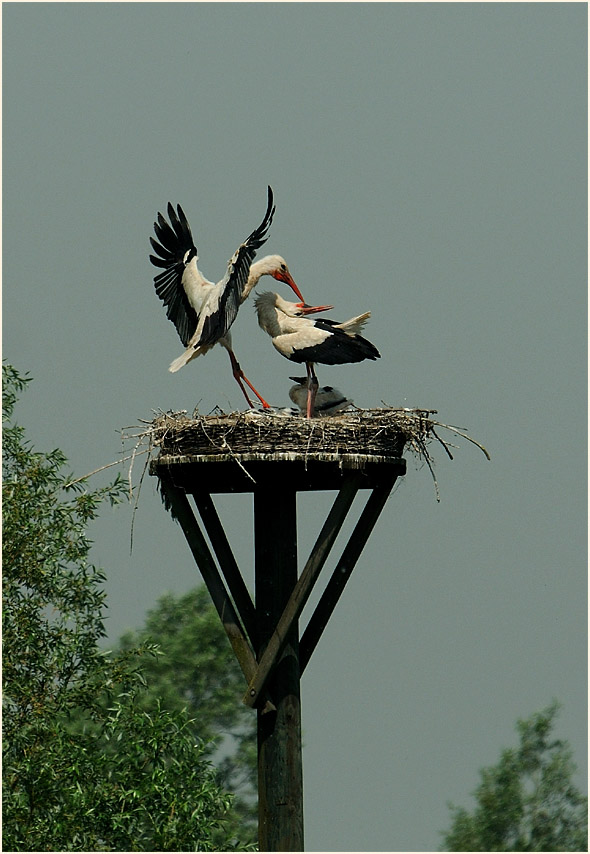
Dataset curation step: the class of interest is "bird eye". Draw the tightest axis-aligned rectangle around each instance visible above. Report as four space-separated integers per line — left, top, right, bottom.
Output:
281 263 287 271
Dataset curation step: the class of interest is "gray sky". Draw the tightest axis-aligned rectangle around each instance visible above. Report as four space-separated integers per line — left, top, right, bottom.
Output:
3 3 587 851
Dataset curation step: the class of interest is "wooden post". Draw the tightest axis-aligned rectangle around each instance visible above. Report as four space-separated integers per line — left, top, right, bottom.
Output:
254 486 303 852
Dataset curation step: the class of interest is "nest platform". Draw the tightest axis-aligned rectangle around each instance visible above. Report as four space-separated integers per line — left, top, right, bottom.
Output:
147 408 438 493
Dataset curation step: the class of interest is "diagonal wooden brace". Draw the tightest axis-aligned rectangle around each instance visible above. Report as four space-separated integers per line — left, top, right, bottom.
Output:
243 472 363 707
159 478 259 687
192 491 258 646
299 471 398 673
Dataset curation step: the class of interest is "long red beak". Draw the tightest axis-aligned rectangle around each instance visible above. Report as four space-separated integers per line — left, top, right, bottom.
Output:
273 269 305 303
298 302 334 315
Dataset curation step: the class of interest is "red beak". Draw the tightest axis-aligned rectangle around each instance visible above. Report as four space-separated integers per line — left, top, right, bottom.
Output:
273 269 305 303
297 302 334 315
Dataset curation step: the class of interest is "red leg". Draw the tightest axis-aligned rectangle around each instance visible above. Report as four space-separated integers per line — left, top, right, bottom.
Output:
227 349 271 409
306 362 319 419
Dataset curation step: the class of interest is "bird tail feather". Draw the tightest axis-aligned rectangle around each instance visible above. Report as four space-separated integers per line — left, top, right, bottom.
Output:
336 312 371 335
169 346 201 372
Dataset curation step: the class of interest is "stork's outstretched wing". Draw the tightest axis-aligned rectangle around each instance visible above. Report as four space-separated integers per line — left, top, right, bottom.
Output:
194 186 275 349
150 203 199 346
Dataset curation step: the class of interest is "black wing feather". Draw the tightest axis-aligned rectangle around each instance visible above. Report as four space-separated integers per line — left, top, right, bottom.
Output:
229 184 275 301
150 203 199 346
290 328 381 366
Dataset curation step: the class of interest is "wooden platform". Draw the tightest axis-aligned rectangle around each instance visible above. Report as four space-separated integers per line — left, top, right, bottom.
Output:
150 453 404 492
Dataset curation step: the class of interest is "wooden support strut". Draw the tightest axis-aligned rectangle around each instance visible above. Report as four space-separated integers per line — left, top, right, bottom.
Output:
299 472 398 673
243 471 363 708
158 479 259 685
192 491 258 646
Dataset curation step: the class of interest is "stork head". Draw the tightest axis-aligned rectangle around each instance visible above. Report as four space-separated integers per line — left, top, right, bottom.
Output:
254 292 334 339
252 254 305 302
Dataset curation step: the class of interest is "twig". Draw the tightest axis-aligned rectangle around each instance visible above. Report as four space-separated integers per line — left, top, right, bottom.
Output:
63 451 150 489
416 434 440 502
199 417 256 484
431 426 454 460
430 420 491 460
129 435 153 555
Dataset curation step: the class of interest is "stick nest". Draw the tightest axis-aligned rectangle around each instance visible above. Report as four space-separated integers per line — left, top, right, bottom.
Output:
151 407 426 462
109 406 489 508
135 407 489 497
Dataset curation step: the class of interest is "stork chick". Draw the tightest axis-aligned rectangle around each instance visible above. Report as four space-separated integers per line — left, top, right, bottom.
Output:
288 377 353 416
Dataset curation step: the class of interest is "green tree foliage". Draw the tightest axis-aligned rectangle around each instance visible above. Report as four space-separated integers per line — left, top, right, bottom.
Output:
2 364 242 851
441 702 587 852
115 587 258 847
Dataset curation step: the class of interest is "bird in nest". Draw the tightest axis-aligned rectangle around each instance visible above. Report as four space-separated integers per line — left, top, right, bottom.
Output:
254 291 380 418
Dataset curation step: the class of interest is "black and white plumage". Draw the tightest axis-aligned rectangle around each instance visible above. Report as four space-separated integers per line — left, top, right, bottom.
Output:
254 291 380 417
150 186 304 408
288 377 353 415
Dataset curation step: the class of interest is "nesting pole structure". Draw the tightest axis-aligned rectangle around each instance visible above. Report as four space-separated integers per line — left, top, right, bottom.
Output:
150 408 414 851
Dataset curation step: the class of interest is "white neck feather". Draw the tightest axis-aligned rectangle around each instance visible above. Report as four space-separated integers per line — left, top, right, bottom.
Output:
241 255 285 302
254 291 306 338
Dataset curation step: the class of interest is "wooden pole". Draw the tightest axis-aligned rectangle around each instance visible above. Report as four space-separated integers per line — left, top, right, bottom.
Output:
254 487 303 852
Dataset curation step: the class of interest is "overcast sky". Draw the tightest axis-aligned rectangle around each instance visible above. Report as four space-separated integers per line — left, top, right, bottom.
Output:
3 3 587 851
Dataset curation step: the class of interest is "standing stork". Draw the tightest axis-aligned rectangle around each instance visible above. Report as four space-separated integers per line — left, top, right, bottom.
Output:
150 186 304 409
254 291 380 418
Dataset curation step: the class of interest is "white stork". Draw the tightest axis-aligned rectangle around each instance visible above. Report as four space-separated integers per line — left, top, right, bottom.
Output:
288 377 353 416
150 186 304 409
254 292 380 418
